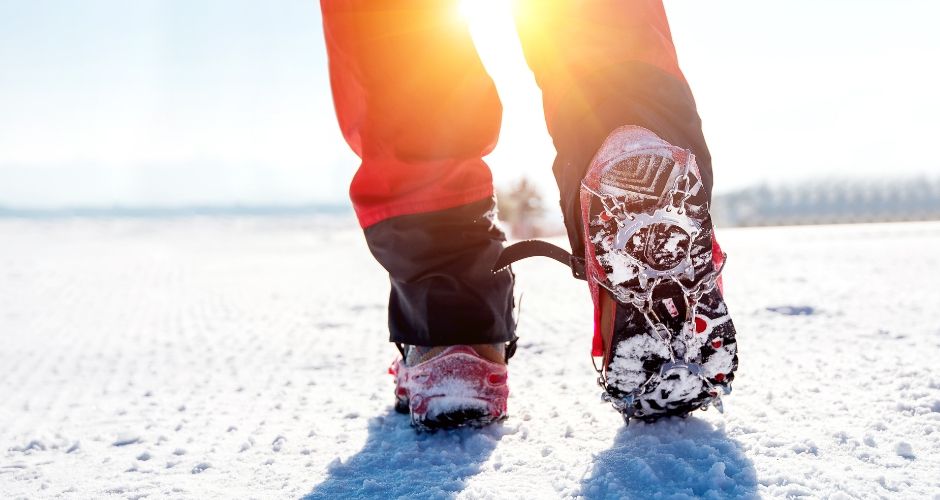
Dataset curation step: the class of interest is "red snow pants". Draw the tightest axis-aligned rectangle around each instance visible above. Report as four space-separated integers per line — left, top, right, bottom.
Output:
321 0 691 228
320 0 712 346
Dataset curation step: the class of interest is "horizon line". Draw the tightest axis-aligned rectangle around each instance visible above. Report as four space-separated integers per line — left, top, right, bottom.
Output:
0 203 353 219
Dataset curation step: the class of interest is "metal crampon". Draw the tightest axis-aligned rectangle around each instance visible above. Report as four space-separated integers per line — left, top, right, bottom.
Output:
584 149 737 424
488 127 738 425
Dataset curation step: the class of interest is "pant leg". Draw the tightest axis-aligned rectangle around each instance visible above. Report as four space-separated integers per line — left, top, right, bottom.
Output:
320 1 516 346
513 0 712 256
321 0 502 227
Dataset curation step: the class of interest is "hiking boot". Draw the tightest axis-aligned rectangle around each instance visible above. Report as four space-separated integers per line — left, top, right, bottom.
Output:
389 343 509 431
581 125 738 422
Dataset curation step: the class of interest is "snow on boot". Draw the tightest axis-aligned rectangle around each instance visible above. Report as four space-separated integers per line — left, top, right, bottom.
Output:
389 344 509 431
580 125 737 422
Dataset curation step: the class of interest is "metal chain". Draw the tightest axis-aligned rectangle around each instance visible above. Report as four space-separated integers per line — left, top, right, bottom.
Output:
585 153 726 418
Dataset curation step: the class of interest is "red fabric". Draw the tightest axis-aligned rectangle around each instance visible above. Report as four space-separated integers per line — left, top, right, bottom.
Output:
712 234 726 295
321 1 501 227
513 0 685 136
392 346 509 420
320 0 685 227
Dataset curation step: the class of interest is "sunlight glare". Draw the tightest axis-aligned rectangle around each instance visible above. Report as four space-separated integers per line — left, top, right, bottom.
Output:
458 0 507 27
457 0 560 209
460 0 518 74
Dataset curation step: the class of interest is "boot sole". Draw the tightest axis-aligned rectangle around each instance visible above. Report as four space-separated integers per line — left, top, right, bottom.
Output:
583 143 738 421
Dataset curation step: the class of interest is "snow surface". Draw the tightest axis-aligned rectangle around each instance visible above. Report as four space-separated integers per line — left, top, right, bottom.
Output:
1 217 939 499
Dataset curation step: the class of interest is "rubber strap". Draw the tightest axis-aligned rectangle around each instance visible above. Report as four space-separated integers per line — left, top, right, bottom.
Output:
493 240 587 281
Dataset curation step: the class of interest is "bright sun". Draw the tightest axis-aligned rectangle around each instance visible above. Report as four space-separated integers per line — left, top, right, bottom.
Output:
458 0 510 25
453 0 559 200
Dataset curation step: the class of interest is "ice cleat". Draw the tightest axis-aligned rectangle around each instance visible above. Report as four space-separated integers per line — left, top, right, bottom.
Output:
492 126 738 424
389 344 509 431
581 126 737 423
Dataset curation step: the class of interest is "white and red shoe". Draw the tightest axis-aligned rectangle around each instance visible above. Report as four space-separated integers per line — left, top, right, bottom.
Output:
389 344 509 431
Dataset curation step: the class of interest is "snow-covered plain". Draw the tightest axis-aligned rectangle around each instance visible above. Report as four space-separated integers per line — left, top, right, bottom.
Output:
1 217 939 499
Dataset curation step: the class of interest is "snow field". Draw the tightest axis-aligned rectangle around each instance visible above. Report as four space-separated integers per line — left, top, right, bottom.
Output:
1 218 938 498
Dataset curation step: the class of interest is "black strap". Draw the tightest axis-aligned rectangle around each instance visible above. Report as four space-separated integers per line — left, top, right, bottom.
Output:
493 239 587 281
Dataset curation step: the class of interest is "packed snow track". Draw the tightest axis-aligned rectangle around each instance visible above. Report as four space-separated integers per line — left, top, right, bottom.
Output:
1 217 938 498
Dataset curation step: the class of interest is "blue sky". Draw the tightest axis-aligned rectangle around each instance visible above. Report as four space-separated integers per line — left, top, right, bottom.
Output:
0 0 351 207
1 0 939 208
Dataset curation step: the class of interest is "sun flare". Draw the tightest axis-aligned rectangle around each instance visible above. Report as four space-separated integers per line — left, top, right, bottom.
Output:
458 0 510 25
455 0 558 199
457 0 520 75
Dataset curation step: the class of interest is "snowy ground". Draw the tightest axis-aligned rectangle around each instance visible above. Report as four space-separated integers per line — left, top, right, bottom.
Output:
1 217 939 499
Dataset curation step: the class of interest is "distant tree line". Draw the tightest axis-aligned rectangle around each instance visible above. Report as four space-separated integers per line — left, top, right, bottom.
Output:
712 177 940 227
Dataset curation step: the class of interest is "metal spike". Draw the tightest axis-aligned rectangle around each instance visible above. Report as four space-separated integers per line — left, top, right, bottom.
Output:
713 397 725 414
621 394 635 409
638 270 650 290
684 263 696 281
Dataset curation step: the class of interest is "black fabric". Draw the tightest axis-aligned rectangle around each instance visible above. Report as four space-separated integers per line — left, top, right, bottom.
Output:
364 197 516 346
548 62 713 258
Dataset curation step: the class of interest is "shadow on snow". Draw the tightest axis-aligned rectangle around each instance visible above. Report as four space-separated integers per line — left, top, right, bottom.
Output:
306 410 756 499
579 416 758 499
304 410 503 499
